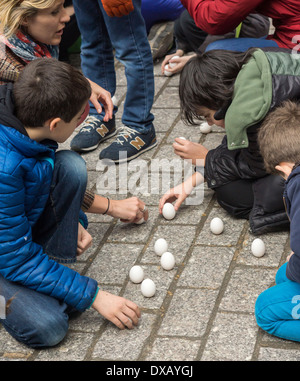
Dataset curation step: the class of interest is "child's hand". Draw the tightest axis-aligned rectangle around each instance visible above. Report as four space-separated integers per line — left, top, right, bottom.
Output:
159 181 192 213
101 0 134 17
77 223 93 256
173 139 208 166
92 290 141 329
287 251 294 261
161 51 183 75
108 197 148 224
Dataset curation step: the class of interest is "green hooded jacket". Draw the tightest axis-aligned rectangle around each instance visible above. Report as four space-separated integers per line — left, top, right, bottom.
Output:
225 49 300 151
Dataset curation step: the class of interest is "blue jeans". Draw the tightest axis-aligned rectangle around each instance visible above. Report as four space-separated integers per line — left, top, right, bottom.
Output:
205 37 279 52
0 150 88 348
255 263 300 342
73 0 155 134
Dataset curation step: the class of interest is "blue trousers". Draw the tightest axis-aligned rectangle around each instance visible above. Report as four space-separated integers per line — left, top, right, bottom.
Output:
255 262 300 342
205 37 279 52
0 151 88 348
72 0 155 133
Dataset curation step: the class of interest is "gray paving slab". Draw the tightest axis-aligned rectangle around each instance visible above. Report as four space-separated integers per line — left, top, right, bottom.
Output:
1 52 300 364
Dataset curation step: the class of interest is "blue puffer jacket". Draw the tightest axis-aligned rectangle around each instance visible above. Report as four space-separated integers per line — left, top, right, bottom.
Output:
0 84 97 311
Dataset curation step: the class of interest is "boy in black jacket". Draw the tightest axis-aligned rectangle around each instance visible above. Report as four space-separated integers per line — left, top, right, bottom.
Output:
159 48 300 234
255 100 300 342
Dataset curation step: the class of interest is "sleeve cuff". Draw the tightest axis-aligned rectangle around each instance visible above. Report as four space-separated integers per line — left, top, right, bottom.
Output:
88 286 100 309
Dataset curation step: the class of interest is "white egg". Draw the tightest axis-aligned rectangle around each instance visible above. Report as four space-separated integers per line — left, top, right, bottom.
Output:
154 238 168 256
251 238 266 258
168 55 180 68
200 122 212 134
141 278 156 297
162 203 176 220
210 217 224 235
178 136 186 140
129 265 144 283
135 217 145 225
160 252 175 270
164 64 173 77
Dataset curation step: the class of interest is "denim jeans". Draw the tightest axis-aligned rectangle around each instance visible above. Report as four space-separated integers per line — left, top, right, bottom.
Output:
73 0 155 133
205 37 279 52
0 150 88 348
255 262 300 342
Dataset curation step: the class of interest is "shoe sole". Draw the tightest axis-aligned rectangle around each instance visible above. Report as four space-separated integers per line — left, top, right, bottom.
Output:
71 129 118 152
100 139 158 164
148 21 174 61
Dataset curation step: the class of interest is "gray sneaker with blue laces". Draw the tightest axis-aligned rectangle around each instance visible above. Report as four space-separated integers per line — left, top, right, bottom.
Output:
99 125 157 163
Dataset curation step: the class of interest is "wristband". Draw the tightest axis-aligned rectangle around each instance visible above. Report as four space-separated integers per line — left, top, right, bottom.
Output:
103 197 110 215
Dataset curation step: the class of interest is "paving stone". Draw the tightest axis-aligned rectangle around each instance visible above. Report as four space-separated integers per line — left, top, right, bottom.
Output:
123 264 176 310
219 267 277 313
178 246 235 289
257 347 300 361
154 87 180 108
0 328 33 359
34 332 95 361
201 312 258 361
237 230 290 267
142 224 197 264
158 288 218 337
145 337 202 361
195 207 247 247
92 312 156 360
86 243 144 284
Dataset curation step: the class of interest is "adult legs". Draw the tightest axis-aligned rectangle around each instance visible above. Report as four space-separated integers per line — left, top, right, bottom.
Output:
71 0 156 162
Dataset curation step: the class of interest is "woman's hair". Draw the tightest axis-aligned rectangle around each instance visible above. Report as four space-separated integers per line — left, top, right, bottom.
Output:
0 0 57 37
258 100 300 175
179 49 255 125
13 58 91 127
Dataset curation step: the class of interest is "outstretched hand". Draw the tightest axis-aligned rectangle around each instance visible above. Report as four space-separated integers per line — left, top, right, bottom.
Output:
92 290 141 329
173 138 208 166
108 197 148 224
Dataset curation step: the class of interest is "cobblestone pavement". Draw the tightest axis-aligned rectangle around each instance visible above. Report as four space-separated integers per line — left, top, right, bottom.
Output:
1 56 300 363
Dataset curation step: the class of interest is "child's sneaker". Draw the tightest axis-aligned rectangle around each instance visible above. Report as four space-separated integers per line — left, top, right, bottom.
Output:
99 125 157 163
70 115 116 152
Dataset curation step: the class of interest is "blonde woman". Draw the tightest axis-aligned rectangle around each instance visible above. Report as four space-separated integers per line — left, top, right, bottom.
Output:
0 0 113 120
0 2 149 228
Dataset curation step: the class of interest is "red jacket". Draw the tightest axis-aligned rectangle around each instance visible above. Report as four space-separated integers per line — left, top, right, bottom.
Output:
180 0 300 50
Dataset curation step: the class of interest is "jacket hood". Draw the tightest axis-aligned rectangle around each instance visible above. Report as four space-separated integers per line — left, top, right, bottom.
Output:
225 48 300 151
0 82 28 136
225 49 272 151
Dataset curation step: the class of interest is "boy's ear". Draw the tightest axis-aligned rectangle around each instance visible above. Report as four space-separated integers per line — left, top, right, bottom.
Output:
275 163 294 179
47 118 62 132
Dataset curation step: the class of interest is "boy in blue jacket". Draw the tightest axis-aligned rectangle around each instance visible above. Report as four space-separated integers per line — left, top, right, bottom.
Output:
0 58 141 348
255 100 300 342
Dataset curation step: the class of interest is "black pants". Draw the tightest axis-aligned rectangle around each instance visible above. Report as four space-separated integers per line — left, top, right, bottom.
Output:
174 10 208 52
214 175 289 234
174 10 270 53
215 179 254 219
